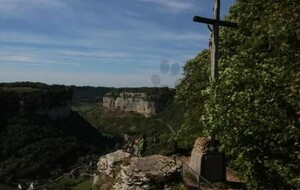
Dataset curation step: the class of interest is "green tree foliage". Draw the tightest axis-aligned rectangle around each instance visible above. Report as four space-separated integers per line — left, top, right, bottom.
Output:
0 82 73 109
176 0 300 189
0 82 122 183
0 112 121 182
175 50 210 148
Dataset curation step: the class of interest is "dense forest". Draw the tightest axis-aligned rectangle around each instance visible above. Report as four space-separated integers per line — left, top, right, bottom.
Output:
0 82 122 184
176 0 300 189
0 82 72 110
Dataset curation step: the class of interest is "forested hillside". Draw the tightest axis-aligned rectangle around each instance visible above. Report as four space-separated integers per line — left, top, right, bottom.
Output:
176 0 300 189
0 83 121 184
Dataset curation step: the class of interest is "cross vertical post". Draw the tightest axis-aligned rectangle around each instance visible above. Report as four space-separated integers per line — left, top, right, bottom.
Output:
210 0 220 152
211 0 220 80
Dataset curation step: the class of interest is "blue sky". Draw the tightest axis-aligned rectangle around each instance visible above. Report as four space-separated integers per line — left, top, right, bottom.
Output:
0 0 235 87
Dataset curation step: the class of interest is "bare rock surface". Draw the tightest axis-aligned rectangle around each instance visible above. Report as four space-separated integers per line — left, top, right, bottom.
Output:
93 150 181 190
97 150 131 178
103 92 157 117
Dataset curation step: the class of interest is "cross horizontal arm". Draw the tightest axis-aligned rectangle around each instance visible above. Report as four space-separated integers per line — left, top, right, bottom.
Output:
193 16 237 28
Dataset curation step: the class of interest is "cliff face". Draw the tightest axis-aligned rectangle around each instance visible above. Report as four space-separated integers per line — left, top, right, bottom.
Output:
103 93 157 117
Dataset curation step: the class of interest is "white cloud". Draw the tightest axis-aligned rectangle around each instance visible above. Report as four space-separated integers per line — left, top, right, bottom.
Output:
0 25 208 50
0 55 35 63
60 51 130 59
0 32 68 46
0 55 79 66
0 0 65 18
0 31 109 49
121 10 143 18
137 0 192 12
154 31 208 42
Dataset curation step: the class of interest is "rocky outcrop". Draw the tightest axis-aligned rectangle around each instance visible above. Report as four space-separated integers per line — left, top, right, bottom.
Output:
103 93 157 117
189 137 209 181
97 150 131 178
93 150 181 190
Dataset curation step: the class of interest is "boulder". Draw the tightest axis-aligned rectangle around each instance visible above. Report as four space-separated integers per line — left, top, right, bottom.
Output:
97 150 131 178
93 150 181 190
114 155 181 190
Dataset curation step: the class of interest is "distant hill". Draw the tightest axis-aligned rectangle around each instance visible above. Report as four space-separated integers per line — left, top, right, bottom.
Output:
72 86 175 105
72 86 113 105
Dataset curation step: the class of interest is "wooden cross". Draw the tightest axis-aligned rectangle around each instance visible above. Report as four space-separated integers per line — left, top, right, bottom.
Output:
193 0 237 152
193 0 237 80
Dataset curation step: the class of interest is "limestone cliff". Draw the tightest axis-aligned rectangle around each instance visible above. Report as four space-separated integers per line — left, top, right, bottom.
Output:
103 92 158 117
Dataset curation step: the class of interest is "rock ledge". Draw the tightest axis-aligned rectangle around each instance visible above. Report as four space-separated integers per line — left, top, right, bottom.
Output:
93 150 181 190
